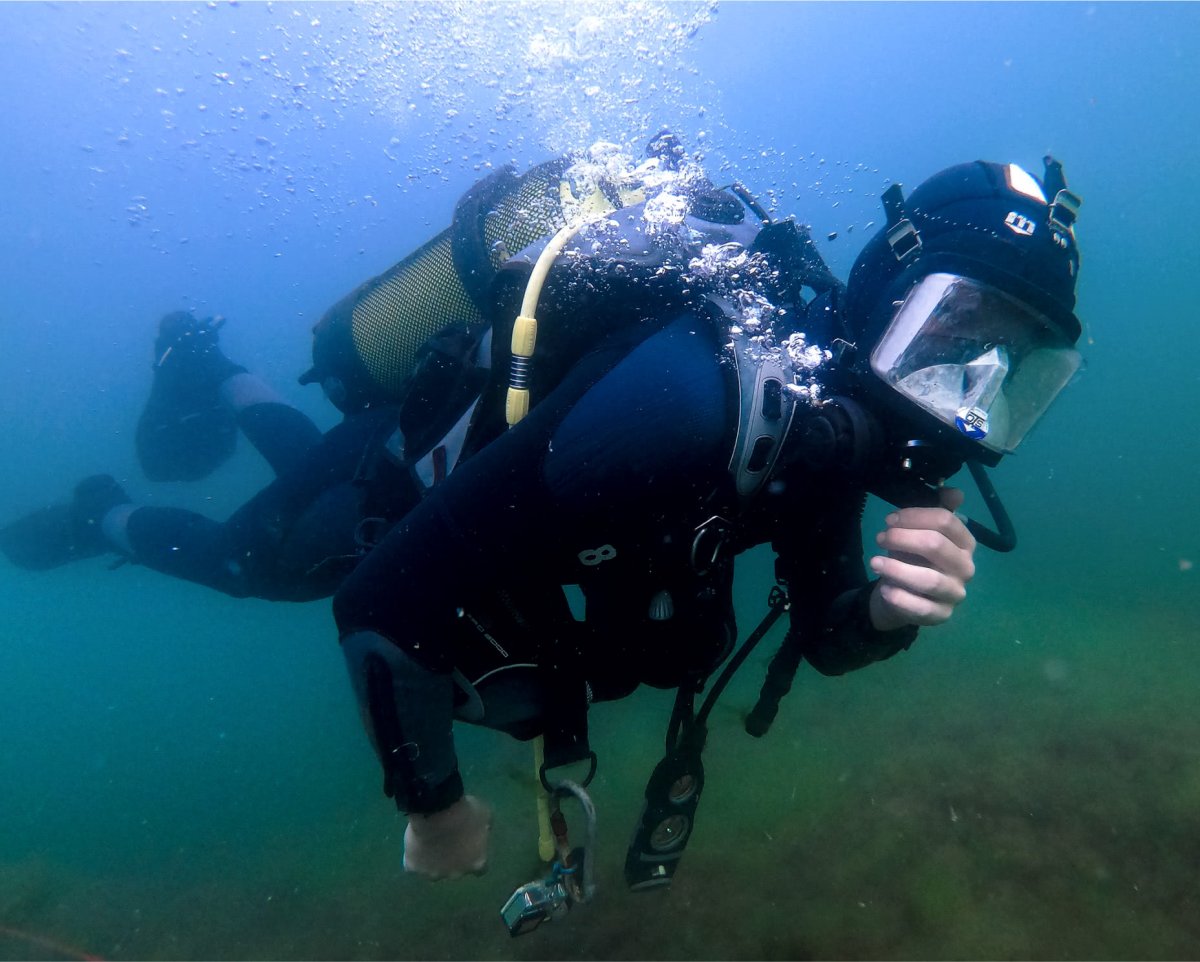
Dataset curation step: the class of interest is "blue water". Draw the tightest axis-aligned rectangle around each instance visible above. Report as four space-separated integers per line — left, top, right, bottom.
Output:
1 2 1198 959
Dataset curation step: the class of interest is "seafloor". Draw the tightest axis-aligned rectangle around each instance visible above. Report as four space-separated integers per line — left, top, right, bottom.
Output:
2 540 1197 961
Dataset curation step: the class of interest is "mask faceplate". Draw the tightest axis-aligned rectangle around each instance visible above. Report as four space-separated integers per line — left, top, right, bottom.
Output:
871 273 1081 453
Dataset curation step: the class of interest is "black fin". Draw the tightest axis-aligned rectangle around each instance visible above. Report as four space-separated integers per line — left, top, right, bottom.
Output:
0 475 129 570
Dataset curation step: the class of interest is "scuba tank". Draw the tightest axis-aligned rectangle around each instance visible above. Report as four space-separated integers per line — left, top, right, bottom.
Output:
298 160 581 414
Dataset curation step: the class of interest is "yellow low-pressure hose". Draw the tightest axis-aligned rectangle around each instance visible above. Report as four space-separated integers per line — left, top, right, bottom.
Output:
534 735 556 862
505 220 593 427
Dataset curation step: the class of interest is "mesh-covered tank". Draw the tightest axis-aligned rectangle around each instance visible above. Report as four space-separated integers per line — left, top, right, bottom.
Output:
300 160 574 413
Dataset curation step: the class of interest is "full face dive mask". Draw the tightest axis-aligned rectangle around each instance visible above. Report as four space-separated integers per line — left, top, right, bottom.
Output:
872 272 1081 454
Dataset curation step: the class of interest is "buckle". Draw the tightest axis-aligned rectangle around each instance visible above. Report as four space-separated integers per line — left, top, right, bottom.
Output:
1048 188 1081 233
690 515 733 574
886 218 922 262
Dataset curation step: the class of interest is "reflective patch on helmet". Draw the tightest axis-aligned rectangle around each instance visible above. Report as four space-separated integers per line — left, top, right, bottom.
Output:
1005 164 1047 204
955 406 990 440
1004 211 1036 236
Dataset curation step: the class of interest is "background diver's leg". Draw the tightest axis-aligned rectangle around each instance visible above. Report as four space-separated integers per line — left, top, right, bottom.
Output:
105 409 403 600
137 311 322 482
219 372 323 477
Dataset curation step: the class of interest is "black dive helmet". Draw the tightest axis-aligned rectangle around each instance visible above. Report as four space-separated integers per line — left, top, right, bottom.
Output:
797 157 1083 548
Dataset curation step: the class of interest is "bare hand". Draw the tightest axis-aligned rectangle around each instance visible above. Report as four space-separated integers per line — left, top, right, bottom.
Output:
868 486 976 631
403 794 493 880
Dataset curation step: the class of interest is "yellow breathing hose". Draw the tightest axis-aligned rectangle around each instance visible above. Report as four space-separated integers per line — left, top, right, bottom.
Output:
509 202 614 860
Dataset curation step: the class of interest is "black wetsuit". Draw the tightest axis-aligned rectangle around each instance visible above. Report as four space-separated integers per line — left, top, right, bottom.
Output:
124 405 411 601
334 307 920 815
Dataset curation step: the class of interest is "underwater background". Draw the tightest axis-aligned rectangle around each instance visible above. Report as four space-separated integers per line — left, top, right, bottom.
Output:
1 2 1197 959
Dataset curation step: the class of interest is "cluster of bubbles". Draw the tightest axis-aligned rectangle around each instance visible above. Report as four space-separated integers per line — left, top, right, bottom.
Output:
552 140 833 403
89 1 891 278
688 241 831 404
351 0 721 165
87 1 721 254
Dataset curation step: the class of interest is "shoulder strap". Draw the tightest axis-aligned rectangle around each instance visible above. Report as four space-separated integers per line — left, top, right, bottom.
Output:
720 300 800 511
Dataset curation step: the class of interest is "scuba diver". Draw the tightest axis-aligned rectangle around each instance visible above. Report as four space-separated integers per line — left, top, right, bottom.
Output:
0 308 338 591
325 152 1085 923
0 305 437 600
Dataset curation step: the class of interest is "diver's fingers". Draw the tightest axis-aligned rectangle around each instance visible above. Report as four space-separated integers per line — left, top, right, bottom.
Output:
884 491 976 554
869 554 967 606
873 578 957 627
875 524 976 583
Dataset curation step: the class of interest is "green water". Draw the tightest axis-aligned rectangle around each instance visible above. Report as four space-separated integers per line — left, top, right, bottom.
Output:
2 1 1198 958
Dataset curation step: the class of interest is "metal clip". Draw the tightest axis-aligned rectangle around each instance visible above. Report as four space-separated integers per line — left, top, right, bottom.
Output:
1048 188 1082 233
690 515 732 575
886 218 922 262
